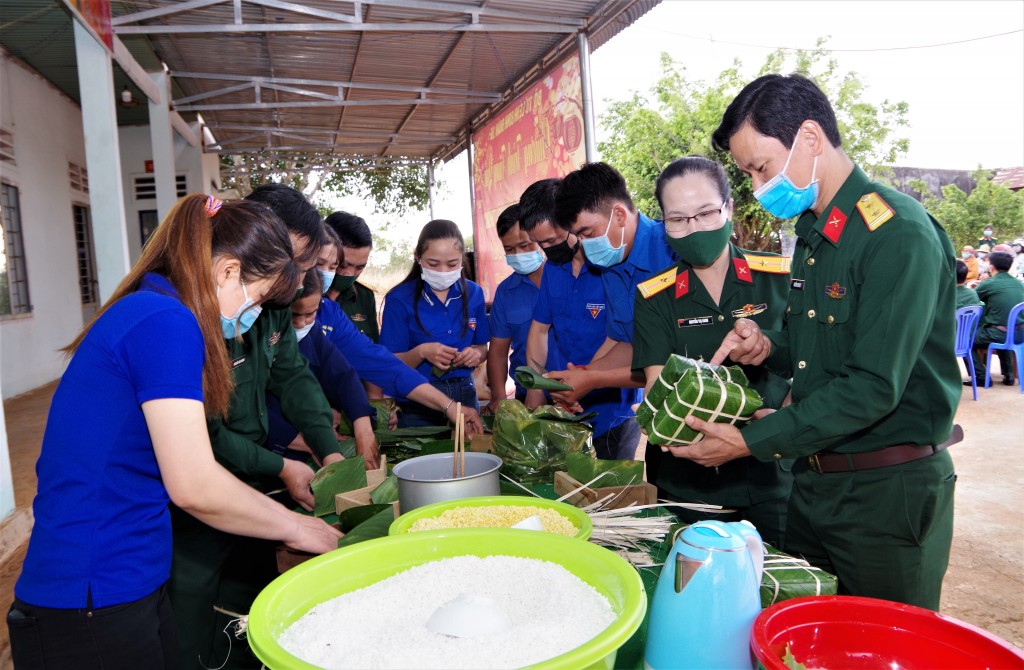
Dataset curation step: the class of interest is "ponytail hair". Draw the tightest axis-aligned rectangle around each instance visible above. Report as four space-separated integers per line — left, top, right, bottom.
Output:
393 219 468 336
63 194 298 418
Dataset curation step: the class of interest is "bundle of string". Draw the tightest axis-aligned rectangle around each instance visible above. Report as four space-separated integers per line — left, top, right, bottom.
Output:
451 402 466 479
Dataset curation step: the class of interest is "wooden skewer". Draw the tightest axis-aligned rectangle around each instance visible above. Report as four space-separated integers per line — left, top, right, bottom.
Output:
459 409 466 478
452 401 462 479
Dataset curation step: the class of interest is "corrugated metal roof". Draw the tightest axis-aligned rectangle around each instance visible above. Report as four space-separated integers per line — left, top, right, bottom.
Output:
1 0 659 163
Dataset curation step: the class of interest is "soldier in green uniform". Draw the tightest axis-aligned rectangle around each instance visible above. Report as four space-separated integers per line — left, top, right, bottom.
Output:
632 157 792 547
171 185 346 669
972 251 1024 386
673 74 960 611
325 211 379 341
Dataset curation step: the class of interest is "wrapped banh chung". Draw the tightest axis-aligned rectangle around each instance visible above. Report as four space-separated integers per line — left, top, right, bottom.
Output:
637 355 762 446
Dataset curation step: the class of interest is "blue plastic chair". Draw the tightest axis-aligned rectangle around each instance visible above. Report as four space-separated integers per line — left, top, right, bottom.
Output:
983 301 1024 394
955 306 983 400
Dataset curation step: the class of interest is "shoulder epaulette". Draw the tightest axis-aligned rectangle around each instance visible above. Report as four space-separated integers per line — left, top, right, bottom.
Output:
742 253 791 274
856 192 895 231
637 267 677 299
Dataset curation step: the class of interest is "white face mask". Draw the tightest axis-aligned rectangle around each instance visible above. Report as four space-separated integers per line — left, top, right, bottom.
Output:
420 264 462 291
294 321 315 342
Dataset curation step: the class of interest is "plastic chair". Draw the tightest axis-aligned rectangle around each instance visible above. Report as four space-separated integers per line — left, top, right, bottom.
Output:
984 301 1024 394
955 306 983 400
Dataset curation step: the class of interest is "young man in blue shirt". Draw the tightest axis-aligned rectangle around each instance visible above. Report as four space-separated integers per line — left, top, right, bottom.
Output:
486 203 548 411
522 179 641 460
544 162 678 407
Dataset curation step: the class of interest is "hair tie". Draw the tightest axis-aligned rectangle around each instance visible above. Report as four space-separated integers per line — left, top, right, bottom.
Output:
205 195 223 217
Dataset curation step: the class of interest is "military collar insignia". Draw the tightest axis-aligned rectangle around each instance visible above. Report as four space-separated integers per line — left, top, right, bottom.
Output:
732 257 753 284
731 303 768 318
824 282 847 299
587 302 605 318
856 192 895 231
822 206 847 244
675 269 690 298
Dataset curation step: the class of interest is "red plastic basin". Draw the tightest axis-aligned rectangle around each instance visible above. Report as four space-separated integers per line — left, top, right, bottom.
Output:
752 595 1024 669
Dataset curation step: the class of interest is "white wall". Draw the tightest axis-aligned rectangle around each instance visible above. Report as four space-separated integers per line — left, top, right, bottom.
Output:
0 55 87 399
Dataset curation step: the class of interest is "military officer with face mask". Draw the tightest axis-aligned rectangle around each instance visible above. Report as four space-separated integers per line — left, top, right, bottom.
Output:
632 156 793 547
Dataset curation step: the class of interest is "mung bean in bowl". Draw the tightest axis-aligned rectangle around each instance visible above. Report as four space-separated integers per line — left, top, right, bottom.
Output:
389 495 592 540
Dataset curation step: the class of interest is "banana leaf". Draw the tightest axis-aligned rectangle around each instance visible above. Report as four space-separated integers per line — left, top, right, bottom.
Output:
491 399 595 484
369 474 399 504
431 363 454 378
374 425 451 447
647 369 762 446
638 355 749 434
566 453 644 488
338 503 393 532
336 437 358 459
337 399 396 435
310 456 367 517
513 365 573 391
336 506 396 548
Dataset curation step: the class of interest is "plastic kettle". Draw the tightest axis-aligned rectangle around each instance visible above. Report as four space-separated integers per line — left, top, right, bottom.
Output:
643 520 764 670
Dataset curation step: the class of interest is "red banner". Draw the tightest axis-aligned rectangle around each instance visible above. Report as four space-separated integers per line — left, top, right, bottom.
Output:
65 0 114 51
471 54 587 302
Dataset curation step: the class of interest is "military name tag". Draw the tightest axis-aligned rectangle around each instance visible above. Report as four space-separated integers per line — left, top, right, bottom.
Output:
678 316 713 328
791 278 806 291
231 356 246 368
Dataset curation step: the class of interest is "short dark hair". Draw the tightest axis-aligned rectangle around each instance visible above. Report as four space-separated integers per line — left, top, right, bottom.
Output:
712 74 842 152
496 204 521 238
955 259 968 284
655 157 731 214
519 178 560 232
325 211 373 249
300 266 324 298
245 183 326 266
553 163 635 231
988 251 1013 272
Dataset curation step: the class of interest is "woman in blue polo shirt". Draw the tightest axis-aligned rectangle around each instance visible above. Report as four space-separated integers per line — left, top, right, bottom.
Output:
380 219 489 426
7 195 341 670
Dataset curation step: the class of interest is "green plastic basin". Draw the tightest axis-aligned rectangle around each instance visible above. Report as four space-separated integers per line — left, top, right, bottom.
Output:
248 529 646 670
388 495 593 540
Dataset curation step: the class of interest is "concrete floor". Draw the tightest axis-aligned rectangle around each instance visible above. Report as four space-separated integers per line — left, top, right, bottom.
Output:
0 369 1021 665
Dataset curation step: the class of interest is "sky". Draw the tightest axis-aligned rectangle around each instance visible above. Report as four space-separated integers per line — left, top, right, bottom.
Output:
328 0 1024 246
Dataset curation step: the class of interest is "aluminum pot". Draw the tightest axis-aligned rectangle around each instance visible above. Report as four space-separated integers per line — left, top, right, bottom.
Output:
392 452 502 513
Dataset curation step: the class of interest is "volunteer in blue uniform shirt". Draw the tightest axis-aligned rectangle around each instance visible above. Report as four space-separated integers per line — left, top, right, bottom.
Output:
544 162 678 407
7 196 340 670
266 270 379 467
521 179 640 460
380 219 490 426
486 203 548 410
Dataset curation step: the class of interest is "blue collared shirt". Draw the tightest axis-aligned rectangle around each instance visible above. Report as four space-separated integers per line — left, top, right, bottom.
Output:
380 278 490 380
317 297 426 400
602 212 678 343
489 270 554 394
534 260 637 435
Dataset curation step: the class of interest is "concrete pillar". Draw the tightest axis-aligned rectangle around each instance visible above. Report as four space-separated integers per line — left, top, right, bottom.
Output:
0 372 12 521
428 161 436 220
576 31 597 163
149 70 177 220
74 21 130 303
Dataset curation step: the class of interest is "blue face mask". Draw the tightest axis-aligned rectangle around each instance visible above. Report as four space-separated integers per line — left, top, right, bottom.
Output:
753 131 819 219
506 249 544 275
220 280 262 339
580 209 626 268
318 270 336 295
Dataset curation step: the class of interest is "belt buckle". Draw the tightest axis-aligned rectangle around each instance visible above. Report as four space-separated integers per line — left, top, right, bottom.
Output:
808 454 823 474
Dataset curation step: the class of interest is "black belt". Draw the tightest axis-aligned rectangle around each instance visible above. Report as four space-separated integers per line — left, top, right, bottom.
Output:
808 424 963 474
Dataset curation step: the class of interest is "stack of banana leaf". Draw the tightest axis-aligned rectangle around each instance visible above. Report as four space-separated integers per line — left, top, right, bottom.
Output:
636 355 762 447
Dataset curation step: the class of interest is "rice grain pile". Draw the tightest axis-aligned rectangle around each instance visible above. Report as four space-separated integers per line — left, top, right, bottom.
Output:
277 555 616 669
407 505 577 536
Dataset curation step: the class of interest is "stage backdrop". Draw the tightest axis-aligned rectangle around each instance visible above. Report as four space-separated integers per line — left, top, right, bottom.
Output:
471 54 587 302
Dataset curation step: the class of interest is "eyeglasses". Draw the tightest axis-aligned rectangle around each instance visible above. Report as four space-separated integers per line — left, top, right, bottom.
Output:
663 205 726 233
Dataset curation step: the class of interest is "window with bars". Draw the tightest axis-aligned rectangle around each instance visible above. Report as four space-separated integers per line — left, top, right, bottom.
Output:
73 204 98 306
68 162 89 193
0 128 14 164
133 174 187 200
0 182 31 316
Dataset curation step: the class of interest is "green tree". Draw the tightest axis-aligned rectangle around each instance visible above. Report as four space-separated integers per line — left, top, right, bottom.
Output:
598 42 910 251
219 153 431 215
910 169 1024 250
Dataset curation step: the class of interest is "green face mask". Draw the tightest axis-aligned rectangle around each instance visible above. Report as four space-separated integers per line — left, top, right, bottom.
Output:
667 219 733 267
330 274 358 293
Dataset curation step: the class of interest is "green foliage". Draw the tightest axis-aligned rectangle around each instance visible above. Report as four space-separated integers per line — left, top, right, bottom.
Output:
910 169 1024 250
219 153 431 215
598 42 910 251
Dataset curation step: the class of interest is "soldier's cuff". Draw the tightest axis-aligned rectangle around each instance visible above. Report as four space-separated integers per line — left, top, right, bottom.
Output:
743 411 794 462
